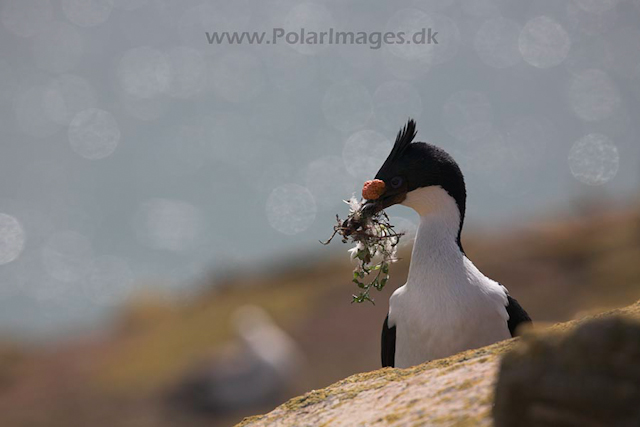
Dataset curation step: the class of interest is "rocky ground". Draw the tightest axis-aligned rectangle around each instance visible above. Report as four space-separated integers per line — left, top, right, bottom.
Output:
238 301 640 427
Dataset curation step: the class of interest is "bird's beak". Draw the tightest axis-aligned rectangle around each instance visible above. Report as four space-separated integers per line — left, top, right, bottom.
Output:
362 193 406 215
361 179 406 215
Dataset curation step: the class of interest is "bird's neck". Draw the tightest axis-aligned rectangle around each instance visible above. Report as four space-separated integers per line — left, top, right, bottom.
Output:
402 187 466 290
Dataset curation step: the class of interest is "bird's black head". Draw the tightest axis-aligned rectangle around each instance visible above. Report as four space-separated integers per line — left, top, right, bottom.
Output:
361 119 467 246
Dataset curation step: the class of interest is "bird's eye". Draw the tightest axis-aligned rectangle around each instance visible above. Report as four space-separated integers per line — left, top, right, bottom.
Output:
390 176 403 189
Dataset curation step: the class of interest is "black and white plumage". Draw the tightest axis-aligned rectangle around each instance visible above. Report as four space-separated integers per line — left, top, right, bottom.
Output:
363 120 531 369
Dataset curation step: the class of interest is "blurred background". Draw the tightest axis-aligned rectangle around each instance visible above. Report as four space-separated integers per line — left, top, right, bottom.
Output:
0 0 639 425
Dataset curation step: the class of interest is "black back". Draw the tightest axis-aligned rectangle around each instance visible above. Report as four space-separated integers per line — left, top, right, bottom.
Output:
381 315 396 367
505 294 531 336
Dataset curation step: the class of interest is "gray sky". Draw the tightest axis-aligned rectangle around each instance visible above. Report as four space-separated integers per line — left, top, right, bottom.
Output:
0 0 639 340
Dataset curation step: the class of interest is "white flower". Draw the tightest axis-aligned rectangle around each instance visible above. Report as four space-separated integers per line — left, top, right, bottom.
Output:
348 241 364 260
344 195 362 215
384 237 397 257
369 236 399 264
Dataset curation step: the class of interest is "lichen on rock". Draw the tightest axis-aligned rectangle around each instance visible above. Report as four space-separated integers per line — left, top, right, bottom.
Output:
237 301 640 427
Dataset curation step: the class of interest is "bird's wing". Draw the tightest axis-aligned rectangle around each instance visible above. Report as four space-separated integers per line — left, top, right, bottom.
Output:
381 314 396 368
504 294 531 336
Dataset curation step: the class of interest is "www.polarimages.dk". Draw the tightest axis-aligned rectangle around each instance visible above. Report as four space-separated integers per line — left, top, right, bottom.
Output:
205 28 439 49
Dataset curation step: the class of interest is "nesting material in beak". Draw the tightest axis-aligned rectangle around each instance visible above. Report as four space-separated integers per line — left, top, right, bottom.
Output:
362 179 386 200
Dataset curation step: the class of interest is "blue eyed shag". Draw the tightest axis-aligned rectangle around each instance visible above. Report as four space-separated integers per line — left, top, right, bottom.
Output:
361 119 532 369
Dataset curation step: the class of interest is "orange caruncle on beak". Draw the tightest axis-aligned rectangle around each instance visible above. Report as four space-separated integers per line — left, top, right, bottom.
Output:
362 179 386 200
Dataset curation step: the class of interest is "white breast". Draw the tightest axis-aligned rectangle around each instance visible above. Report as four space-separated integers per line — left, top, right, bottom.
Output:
389 258 510 368
388 186 510 369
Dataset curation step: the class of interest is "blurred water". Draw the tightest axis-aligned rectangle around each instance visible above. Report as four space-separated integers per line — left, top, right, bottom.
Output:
0 0 639 339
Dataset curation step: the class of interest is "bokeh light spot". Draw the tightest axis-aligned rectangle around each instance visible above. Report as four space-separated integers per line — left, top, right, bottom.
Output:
519 16 571 69
68 108 121 160
117 47 172 99
569 133 619 186
266 184 317 236
0 214 26 265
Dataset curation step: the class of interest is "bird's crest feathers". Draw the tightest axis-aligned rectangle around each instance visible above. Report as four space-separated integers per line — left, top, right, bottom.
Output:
378 119 417 174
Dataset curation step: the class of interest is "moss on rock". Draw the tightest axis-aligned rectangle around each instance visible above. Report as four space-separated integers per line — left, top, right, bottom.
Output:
237 300 640 427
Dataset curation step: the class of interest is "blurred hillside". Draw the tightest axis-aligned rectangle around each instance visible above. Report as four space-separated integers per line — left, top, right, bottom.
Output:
0 202 639 427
